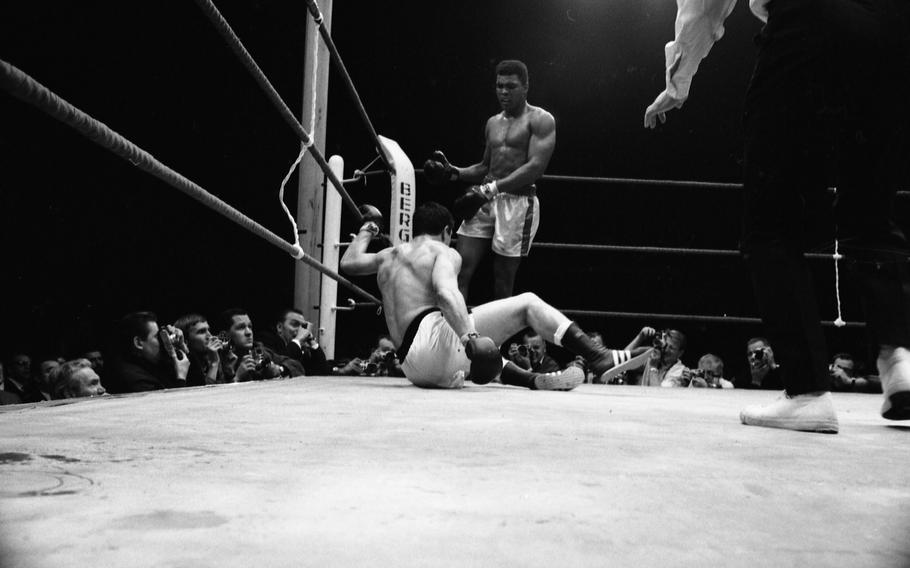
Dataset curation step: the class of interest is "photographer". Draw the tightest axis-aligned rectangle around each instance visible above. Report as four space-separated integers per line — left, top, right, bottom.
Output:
507 331 560 374
333 335 403 377
106 311 191 393
829 353 881 394
258 308 329 376
175 313 225 386
735 337 784 390
217 308 303 382
626 328 688 387
687 353 734 389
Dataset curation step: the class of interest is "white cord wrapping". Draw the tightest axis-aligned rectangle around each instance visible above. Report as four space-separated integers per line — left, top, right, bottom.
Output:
833 238 845 327
278 31 320 255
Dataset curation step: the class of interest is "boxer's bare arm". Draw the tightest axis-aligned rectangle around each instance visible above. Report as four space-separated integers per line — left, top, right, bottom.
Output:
493 109 555 194
431 248 474 337
339 226 381 275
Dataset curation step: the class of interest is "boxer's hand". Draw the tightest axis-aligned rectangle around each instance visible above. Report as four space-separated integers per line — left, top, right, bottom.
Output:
471 180 499 200
423 150 458 184
453 189 489 221
644 90 684 129
463 333 502 385
358 204 383 233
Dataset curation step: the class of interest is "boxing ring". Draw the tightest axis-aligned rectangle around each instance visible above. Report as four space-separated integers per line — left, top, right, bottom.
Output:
2 1 910 566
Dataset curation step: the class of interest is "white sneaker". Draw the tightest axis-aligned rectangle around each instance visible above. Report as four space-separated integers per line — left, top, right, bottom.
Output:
740 392 839 434
533 366 585 391
877 346 910 420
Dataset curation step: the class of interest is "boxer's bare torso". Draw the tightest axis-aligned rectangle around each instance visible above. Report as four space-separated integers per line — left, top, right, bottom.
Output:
372 237 463 346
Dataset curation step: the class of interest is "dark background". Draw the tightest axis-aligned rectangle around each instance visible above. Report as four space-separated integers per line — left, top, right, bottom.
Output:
1 1 906 378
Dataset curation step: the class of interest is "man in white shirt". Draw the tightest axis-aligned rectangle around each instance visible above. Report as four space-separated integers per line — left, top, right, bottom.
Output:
644 0 910 432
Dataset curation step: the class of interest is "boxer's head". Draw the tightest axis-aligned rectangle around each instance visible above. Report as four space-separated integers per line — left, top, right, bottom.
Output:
495 60 529 114
413 202 454 243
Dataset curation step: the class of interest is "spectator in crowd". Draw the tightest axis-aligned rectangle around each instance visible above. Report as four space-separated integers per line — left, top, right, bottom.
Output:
829 352 882 394
50 358 107 399
258 308 329 376
735 337 784 390
507 330 561 374
83 349 105 376
0 361 23 404
34 358 60 401
106 311 191 393
624 328 688 387
687 353 735 389
175 313 225 386
217 308 303 382
3 353 44 402
332 335 404 377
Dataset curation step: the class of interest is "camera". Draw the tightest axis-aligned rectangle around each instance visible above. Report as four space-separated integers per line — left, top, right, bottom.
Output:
749 347 766 364
691 368 706 379
652 330 672 353
250 344 271 372
517 344 529 357
217 331 234 354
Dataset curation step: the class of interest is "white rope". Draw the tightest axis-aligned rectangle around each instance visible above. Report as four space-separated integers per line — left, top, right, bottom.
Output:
833 238 846 327
278 24 321 253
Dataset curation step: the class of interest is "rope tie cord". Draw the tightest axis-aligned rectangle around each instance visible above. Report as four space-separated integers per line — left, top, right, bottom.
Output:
0 59 381 306
832 239 846 327
277 24 321 254
302 0 391 172
192 0 364 223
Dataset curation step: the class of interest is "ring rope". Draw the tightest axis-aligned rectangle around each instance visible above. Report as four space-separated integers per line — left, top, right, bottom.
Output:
411 168 910 196
302 0 391 173
344 302 864 328
192 0 364 223
0 59 382 306
531 242 840 260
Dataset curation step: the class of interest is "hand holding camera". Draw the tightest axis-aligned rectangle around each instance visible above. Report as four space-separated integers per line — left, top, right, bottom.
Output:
508 343 532 370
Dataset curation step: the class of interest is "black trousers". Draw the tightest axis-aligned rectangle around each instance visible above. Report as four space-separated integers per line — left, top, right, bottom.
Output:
741 0 910 394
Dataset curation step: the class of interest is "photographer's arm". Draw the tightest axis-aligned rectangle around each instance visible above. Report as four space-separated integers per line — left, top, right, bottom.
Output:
625 327 656 350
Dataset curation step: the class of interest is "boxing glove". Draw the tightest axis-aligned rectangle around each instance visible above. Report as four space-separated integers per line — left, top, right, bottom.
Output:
463 333 502 385
423 150 458 185
358 203 383 233
453 190 487 222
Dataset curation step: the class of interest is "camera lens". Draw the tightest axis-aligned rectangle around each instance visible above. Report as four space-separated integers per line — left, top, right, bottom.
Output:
518 345 528 356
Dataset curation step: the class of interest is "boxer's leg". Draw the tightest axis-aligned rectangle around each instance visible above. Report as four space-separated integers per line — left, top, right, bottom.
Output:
472 292 647 377
455 235 489 300
492 254 521 300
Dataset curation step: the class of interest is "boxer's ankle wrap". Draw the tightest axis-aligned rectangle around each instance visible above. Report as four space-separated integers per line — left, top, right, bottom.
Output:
360 221 380 236
553 320 573 347
460 331 479 346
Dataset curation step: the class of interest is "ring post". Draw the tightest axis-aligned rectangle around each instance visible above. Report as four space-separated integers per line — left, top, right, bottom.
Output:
318 155 344 360
378 135 415 245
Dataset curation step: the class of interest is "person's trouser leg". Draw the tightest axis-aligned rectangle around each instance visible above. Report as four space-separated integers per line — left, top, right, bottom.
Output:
741 0 832 395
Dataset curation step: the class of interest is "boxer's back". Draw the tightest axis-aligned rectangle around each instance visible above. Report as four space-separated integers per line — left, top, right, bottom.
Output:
376 238 453 346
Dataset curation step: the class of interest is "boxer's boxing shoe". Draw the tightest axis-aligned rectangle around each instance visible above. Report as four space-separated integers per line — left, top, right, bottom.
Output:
531 366 585 391
740 392 839 434
589 346 653 383
877 346 910 420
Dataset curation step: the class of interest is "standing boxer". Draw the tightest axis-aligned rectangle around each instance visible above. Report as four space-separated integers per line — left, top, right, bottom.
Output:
424 60 556 302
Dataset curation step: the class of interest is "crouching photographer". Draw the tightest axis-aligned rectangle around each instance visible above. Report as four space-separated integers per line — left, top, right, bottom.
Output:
735 337 783 390
217 308 304 382
507 330 560 374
